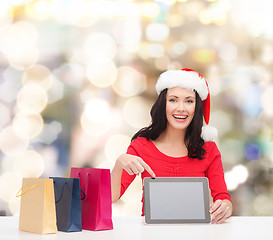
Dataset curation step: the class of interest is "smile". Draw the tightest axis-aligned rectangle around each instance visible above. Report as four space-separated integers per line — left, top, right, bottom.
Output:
173 114 188 120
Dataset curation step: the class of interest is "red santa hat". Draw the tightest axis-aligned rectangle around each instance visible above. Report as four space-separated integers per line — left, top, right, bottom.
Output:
155 68 217 142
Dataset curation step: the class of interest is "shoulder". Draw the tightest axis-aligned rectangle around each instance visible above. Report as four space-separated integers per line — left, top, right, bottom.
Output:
203 141 217 149
130 137 151 148
127 137 154 157
203 141 220 156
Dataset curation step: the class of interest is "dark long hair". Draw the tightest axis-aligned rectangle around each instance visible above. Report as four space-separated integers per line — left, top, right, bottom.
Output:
131 89 206 159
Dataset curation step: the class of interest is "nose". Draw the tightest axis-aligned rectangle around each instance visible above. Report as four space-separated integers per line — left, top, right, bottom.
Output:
176 101 185 111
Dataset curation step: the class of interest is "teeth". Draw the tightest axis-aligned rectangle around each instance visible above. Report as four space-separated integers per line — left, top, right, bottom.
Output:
174 115 187 119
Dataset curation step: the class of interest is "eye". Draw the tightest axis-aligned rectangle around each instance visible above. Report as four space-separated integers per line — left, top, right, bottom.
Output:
186 99 194 104
169 98 177 103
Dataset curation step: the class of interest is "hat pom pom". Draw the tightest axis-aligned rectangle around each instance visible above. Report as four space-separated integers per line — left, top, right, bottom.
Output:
201 125 217 142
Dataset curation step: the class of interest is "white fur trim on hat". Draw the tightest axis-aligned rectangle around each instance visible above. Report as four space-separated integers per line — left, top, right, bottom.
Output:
201 125 218 142
156 70 209 100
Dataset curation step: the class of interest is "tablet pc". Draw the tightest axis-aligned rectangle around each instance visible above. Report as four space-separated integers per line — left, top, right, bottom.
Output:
143 177 211 224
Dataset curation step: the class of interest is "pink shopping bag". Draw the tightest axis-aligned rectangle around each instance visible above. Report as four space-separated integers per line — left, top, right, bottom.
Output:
70 167 113 231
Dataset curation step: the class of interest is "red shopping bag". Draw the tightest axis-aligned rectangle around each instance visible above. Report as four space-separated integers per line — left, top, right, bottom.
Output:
70 168 113 231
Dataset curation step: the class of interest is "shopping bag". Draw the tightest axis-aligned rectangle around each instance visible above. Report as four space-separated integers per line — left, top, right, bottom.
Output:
50 177 82 232
16 178 57 234
70 167 113 231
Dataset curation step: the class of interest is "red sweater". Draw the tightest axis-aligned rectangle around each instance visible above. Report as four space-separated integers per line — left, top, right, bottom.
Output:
120 137 231 215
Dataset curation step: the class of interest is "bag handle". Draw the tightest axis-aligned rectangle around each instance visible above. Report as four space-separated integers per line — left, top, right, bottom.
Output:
54 182 67 203
77 171 89 200
16 184 39 197
80 189 86 200
54 180 86 202
84 172 90 200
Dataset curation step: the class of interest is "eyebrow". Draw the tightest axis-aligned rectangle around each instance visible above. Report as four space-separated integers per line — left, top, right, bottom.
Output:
185 96 195 99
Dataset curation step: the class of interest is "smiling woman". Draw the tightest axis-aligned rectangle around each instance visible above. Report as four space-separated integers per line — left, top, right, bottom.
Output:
111 68 232 224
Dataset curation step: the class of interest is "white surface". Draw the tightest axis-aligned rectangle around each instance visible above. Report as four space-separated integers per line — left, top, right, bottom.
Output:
0 216 273 240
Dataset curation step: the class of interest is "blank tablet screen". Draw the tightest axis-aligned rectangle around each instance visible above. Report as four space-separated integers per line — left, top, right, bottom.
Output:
144 177 210 224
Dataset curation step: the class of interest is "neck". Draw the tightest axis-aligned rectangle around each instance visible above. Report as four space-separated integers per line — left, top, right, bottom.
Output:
158 126 186 145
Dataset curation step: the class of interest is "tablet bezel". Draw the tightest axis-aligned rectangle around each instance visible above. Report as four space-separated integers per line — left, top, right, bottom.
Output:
143 177 211 224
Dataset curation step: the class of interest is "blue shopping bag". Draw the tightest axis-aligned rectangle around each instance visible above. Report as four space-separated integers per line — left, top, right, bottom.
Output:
50 177 83 232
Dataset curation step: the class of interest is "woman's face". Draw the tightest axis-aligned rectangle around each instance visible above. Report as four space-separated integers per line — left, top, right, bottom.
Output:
165 87 196 131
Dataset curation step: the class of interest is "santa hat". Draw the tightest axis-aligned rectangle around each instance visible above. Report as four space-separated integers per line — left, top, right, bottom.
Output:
155 68 217 142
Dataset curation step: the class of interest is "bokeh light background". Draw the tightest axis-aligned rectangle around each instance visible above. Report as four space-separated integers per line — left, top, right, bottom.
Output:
0 0 273 217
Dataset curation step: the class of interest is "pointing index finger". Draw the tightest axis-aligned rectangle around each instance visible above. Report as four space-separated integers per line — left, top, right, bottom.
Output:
138 158 156 177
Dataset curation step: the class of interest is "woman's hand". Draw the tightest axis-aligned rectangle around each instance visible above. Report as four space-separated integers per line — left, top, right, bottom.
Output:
116 154 155 177
111 154 155 202
210 199 232 224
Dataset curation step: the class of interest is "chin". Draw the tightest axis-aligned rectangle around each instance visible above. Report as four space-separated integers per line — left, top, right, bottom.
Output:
169 123 189 131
